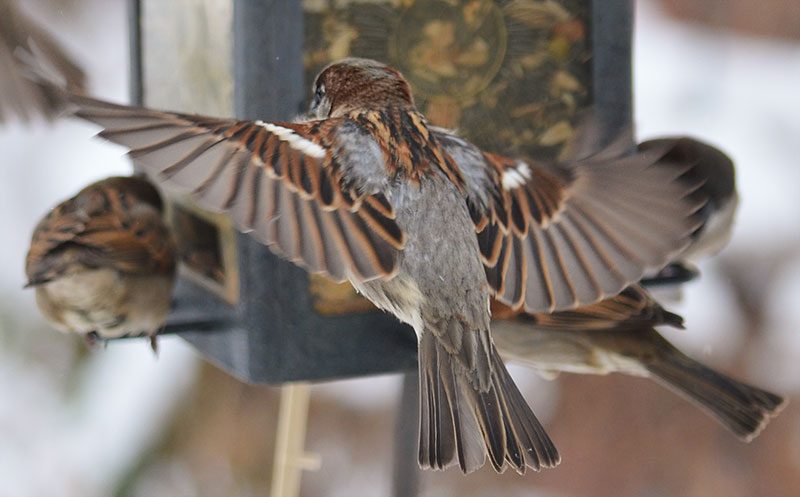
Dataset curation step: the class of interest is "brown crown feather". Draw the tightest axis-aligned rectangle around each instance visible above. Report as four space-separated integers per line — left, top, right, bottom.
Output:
316 58 415 116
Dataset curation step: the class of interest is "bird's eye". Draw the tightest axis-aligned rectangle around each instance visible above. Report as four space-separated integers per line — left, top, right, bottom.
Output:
312 85 325 108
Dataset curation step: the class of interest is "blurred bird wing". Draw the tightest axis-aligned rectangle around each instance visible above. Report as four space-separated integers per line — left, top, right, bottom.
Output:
638 136 735 202
639 136 737 262
19 8 86 90
0 1 84 123
25 186 175 286
69 95 405 283
434 129 706 313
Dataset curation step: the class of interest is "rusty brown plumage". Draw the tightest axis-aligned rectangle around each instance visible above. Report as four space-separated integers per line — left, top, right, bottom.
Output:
315 58 414 117
352 108 464 188
26 176 174 285
25 176 176 350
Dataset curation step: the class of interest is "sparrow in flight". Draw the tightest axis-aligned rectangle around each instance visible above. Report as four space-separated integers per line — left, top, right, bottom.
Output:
491 285 784 441
59 57 707 473
25 176 177 352
0 0 85 123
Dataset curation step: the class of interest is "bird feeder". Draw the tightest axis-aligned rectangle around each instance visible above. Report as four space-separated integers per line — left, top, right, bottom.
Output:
129 0 634 384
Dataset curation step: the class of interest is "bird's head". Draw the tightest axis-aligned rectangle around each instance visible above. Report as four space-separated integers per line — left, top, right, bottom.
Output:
309 58 415 118
90 176 165 213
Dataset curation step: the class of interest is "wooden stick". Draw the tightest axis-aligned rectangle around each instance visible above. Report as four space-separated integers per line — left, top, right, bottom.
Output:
270 383 320 497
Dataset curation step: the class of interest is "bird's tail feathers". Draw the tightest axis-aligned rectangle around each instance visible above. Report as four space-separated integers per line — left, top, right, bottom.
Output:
417 330 560 474
646 344 785 441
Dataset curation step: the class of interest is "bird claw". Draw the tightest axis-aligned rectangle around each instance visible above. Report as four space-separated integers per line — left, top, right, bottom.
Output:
149 335 159 357
83 331 100 349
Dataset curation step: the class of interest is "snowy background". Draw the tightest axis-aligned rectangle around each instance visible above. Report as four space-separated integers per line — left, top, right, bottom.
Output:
0 1 798 496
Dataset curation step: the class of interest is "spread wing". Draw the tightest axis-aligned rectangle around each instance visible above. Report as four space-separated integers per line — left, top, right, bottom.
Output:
0 0 85 123
25 181 175 286
491 285 684 331
69 94 405 283
435 129 706 313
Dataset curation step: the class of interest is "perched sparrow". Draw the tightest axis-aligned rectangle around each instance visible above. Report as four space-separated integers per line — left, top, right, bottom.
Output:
0 0 84 123
491 285 785 441
62 58 705 473
25 176 176 352
638 137 737 286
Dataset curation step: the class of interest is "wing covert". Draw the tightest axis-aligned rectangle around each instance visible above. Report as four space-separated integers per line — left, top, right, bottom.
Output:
491 285 684 331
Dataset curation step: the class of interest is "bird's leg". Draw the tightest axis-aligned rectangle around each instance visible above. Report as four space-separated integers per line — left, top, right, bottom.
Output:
83 331 100 349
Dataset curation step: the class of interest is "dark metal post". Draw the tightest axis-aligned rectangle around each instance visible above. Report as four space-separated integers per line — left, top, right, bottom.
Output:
392 372 421 497
591 0 634 147
232 0 309 383
127 0 142 105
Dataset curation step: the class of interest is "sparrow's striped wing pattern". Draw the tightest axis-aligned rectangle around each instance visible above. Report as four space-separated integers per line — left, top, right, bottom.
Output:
491 284 684 331
70 95 404 283
0 0 85 123
435 130 706 313
26 180 175 286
